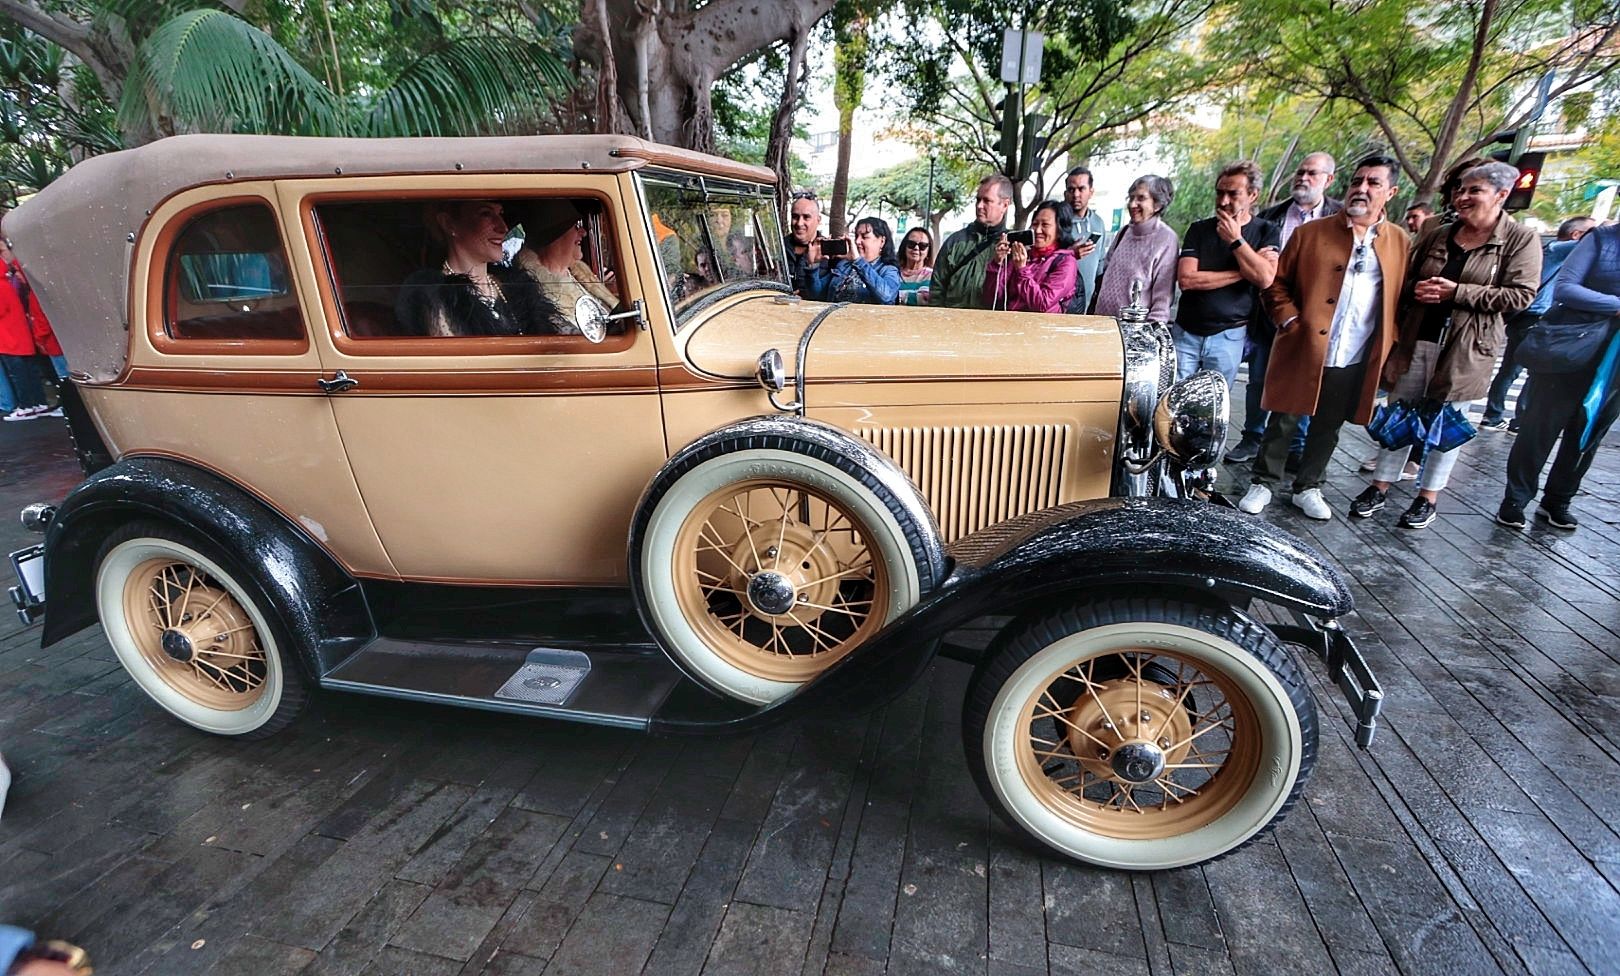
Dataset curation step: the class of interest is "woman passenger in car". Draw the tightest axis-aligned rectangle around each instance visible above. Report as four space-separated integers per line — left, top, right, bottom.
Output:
396 200 560 337
512 199 619 332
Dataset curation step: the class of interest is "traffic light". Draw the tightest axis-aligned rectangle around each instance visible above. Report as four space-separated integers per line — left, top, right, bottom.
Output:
995 91 1022 161
1017 112 1048 183
1504 152 1545 211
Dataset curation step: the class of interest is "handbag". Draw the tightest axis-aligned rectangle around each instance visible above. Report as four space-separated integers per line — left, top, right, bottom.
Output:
1422 400 1476 452
1517 305 1616 374
1367 399 1428 450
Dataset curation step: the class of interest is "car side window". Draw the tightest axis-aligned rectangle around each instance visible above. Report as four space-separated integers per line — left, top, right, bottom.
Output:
164 202 303 341
313 197 624 342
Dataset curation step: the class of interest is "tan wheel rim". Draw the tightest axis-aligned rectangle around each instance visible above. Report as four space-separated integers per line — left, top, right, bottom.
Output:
121 557 270 711
671 480 890 682
1015 648 1262 839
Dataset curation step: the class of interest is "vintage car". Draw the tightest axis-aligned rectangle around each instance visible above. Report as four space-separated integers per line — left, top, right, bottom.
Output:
4 134 1379 871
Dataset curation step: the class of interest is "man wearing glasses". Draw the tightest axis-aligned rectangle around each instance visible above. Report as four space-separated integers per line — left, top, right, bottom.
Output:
1237 156 1409 520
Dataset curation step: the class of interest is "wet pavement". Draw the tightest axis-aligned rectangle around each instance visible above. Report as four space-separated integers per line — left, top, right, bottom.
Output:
1 399 1617 976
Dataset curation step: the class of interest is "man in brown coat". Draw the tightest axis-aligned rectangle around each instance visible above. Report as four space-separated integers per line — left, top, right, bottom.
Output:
1238 156 1410 519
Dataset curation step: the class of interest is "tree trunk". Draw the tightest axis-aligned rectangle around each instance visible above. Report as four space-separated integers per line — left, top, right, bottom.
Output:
767 27 811 223
1412 0 1499 206
576 0 835 151
829 14 869 237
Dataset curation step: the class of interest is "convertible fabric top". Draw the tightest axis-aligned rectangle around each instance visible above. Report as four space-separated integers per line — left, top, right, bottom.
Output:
5 134 775 382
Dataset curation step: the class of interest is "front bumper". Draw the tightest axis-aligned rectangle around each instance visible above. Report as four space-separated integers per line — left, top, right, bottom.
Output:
8 543 45 626
1272 612 1383 748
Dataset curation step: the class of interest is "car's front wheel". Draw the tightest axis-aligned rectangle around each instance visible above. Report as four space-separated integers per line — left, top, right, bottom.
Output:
633 420 942 705
95 521 306 738
965 597 1315 870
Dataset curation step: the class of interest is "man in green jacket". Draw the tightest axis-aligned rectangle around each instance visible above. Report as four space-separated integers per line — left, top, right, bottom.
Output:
932 174 1013 309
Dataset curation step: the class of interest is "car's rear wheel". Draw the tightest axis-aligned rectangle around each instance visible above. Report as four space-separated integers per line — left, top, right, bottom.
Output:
965 597 1315 870
634 419 942 704
95 521 305 737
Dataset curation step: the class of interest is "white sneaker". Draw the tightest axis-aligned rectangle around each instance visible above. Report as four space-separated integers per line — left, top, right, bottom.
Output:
1400 460 1420 482
1237 484 1272 514
1291 488 1332 520
2 408 38 422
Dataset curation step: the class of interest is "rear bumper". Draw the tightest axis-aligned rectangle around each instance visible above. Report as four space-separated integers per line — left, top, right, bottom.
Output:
1272 612 1383 748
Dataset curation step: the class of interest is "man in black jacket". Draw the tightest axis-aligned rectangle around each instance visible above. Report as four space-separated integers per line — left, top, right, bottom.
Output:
1226 152 1343 463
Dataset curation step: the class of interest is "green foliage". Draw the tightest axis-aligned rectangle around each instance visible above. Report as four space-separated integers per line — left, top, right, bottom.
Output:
120 9 345 136
878 0 1218 211
846 153 977 225
0 21 120 204
1203 0 1620 200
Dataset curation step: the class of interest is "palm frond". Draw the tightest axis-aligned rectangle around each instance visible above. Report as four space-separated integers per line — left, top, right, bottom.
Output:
118 8 345 136
361 35 571 137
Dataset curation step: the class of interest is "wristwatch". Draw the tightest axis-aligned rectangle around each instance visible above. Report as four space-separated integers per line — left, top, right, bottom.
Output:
1228 237 1245 253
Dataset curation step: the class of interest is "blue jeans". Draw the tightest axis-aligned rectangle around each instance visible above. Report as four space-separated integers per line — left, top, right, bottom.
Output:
1173 324 1247 389
1483 311 1536 423
47 354 67 379
1242 335 1310 452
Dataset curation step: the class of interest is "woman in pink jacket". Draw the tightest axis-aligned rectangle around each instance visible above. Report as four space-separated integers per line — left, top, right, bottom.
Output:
982 201 1077 313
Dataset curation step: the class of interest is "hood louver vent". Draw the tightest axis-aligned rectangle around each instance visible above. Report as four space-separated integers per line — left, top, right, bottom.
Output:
856 424 1072 542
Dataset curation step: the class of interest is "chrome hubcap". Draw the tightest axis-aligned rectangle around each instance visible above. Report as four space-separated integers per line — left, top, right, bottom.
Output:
746 571 798 616
160 628 194 663
1109 741 1167 783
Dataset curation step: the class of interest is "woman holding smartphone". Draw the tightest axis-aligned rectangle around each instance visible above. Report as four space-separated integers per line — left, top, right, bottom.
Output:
811 216 901 304
981 201 1077 313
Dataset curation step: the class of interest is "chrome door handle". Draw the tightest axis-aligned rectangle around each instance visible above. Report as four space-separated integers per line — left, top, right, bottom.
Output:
316 370 359 394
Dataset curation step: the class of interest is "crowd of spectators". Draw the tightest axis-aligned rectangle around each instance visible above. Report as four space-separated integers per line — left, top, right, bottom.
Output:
783 151 1620 531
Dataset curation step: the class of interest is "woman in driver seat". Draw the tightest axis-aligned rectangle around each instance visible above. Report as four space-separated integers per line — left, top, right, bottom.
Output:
396 199 561 337
513 199 620 333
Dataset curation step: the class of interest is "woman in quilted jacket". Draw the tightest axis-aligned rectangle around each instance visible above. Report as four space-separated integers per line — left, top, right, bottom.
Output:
982 201 1077 313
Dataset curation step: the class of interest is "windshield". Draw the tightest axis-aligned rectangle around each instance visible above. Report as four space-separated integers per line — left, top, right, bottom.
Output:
640 171 788 325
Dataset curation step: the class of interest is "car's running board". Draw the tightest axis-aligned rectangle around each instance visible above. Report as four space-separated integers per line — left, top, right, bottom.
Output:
320 638 684 730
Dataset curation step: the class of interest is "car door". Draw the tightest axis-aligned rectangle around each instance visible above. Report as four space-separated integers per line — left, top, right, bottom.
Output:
281 174 666 585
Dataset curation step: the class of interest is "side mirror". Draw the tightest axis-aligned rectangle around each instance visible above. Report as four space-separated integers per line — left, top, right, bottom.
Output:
573 295 610 343
756 348 786 394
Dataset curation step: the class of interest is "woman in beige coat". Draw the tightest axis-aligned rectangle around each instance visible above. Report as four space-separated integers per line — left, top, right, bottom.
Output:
1351 161 1541 528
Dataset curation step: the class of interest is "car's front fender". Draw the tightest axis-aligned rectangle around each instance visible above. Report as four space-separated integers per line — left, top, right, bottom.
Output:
651 497 1352 733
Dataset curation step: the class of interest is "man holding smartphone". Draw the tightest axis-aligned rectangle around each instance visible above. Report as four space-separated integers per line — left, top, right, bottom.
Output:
1063 166 1106 313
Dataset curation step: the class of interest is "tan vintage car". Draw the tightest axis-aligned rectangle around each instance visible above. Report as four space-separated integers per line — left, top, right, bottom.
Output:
5 134 1380 870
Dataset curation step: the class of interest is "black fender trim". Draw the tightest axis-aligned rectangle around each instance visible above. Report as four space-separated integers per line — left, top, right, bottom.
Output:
38 456 373 679
650 497 1352 734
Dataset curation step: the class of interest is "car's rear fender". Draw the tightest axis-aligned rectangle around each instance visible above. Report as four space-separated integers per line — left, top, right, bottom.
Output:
37 456 372 679
650 497 1351 733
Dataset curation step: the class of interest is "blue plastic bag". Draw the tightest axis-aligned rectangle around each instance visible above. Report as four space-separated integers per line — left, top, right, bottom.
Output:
1367 399 1428 450
1581 329 1620 451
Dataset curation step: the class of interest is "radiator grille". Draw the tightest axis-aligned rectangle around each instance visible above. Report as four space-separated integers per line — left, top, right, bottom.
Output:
857 424 1071 542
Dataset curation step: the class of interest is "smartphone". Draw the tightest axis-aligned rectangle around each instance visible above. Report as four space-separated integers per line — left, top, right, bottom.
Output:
1006 229 1035 246
821 238 849 257
1087 232 1103 246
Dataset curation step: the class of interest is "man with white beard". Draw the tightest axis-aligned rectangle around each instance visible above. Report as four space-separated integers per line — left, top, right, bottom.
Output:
1226 152 1344 464
1237 156 1408 519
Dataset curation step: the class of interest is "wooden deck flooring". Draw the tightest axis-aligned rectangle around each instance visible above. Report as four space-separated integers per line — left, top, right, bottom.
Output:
1 406 1617 976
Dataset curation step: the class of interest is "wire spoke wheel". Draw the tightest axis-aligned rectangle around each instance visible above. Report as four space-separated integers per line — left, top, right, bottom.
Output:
1017 648 1260 839
96 522 304 738
672 481 889 683
122 556 270 711
967 599 1314 870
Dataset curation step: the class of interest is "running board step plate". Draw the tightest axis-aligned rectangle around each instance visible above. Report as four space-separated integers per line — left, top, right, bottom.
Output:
321 639 682 729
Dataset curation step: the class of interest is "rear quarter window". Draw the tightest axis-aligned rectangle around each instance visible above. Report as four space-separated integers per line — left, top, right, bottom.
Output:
164 203 303 341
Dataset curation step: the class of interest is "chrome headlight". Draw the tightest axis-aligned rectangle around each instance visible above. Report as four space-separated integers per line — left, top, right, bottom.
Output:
1153 370 1229 468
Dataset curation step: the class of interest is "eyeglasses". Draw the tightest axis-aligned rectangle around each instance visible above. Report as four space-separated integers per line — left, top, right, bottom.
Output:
904 240 930 250
1351 242 1368 275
